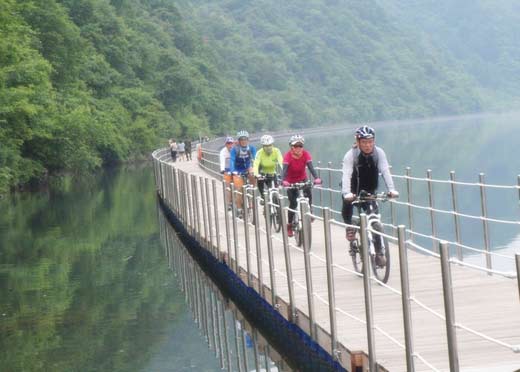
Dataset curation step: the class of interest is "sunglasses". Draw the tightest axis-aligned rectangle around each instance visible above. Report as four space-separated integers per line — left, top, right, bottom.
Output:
292 144 303 148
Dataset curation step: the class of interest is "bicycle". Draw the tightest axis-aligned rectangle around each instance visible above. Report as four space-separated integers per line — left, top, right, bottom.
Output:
256 174 283 233
284 181 314 247
231 172 255 221
348 191 395 283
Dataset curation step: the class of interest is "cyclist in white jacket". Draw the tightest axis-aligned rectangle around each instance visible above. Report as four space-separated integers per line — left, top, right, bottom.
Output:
341 125 399 241
220 136 235 210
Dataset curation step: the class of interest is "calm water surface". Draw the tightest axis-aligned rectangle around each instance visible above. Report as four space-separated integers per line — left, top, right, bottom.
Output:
0 164 220 372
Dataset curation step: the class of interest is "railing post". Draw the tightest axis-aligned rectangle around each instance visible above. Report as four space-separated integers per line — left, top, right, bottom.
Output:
171 165 176 209
398 225 415 372
318 161 324 208
301 200 317 340
171 167 177 212
517 175 520 204
158 161 164 198
440 241 460 372
406 167 414 241
427 169 437 252
516 254 520 302
280 196 296 322
450 171 463 260
176 171 183 222
390 196 397 237
212 179 221 259
191 175 202 243
200 176 210 246
230 183 240 274
242 185 252 286
222 180 232 265
323 208 338 359
187 172 195 234
252 188 264 297
328 161 333 209
479 173 492 273
264 191 277 308
360 213 377 371
205 178 214 255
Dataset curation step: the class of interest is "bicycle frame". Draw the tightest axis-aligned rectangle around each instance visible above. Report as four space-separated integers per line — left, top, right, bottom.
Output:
350 191 393 282
352 193 389 251
285 181 313 247
287 181 312 224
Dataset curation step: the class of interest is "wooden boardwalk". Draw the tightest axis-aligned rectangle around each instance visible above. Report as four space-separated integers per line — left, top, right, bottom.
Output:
166 159 520 372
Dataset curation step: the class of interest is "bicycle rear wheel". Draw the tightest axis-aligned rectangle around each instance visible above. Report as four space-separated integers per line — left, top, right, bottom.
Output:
293 213 303 246
271 194 282 233
370 223 390 283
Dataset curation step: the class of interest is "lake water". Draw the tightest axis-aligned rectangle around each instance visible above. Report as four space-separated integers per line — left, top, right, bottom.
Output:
0 164 221 372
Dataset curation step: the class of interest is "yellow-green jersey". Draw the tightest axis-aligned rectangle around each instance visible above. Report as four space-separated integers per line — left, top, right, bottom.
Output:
253 147 283 176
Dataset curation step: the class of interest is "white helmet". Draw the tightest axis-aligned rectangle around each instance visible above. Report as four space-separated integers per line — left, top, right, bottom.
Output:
289 134 305 146
236 130 249 140
260 135 274 146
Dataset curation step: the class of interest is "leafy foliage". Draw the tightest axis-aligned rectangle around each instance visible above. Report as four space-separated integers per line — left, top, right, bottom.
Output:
1 0 518 193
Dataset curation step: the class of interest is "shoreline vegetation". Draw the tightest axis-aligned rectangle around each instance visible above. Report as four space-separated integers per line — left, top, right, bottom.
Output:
2 0 519 194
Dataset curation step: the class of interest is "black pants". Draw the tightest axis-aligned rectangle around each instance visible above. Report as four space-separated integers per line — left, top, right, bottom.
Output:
171 150 177 162
342 200 379 225
257 175 278 199
287 185 312 224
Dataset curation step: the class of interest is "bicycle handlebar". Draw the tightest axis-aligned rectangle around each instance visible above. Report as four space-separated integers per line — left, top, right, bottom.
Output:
284 180 314 189
352 191 397 204
256 174 280 181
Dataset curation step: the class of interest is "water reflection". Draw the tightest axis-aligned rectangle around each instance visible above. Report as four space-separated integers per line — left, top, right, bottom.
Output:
158 209 285 372
0 164 221 372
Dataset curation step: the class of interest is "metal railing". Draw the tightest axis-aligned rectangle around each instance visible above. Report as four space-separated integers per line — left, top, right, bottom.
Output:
198 146 520 276
153 147 520 372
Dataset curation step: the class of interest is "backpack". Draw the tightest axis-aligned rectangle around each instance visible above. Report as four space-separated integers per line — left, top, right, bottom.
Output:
234 145 252 160
339 145 379 188
351 145 379 170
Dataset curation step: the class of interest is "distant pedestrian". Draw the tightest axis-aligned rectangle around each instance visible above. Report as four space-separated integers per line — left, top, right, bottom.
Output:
185 140 192 160
169 139 178 162
178 141 185 161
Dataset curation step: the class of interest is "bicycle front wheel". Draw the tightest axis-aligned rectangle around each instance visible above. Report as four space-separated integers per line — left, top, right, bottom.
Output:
350 239 364 274
370 222 390 283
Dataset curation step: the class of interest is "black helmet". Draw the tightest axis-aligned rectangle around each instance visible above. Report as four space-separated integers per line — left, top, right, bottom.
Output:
355 125 375 139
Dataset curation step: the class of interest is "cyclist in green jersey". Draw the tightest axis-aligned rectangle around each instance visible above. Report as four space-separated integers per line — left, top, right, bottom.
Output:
253 134 283 197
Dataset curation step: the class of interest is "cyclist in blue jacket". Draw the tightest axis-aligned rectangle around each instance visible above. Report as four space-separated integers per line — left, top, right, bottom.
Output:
229 130 257 216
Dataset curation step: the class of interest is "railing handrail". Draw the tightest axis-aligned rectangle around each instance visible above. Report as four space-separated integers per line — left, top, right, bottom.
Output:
198 147 520 269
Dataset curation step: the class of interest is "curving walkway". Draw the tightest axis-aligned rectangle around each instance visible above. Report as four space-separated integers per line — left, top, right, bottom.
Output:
158 155 520 372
